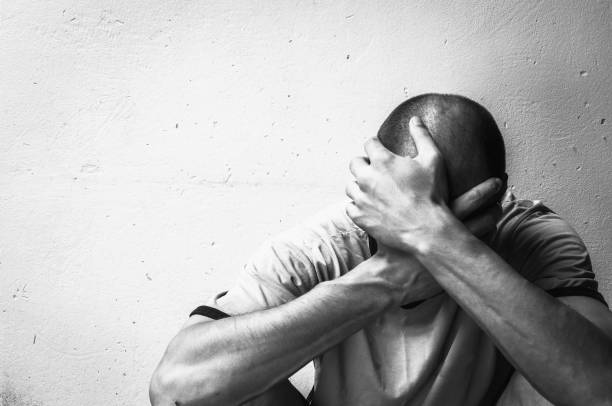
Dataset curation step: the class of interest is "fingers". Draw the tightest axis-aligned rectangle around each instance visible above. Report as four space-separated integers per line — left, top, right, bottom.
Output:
463 203 502 238
451 177 503 219
361 117 438 166
409 116 440 164
349 156 371 179
345 181 365 203
345 201 361 224
364 137 392 162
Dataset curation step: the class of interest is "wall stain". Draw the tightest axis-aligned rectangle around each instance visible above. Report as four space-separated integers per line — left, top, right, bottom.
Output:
0 383 43 406
80 164 99 173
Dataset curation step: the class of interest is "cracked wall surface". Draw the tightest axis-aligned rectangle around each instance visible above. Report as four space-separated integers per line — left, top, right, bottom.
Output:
1 1 611 404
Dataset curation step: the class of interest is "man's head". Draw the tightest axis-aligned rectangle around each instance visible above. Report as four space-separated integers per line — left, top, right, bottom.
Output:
377 93 507 201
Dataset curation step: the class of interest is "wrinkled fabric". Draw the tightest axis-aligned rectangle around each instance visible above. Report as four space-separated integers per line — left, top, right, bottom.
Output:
206 194 602 406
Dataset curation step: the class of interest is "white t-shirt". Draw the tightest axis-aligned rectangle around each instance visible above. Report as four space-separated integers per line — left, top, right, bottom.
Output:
198 194 605 406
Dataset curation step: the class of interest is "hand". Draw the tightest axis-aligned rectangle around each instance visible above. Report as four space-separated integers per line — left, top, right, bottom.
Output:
362 176 504 306
346 116 502 253
345 116 452 252
365 178 503 304
363 179 503 304
372 245 443 305
451 178 503 240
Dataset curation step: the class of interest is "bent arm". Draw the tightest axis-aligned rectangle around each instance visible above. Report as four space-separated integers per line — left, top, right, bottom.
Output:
150 255 407 406
495 295 612 406
344 121 612 405
240 379 308 406
416 213 612 406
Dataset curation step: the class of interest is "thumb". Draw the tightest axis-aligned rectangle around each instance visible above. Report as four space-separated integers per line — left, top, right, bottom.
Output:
409 116 440 164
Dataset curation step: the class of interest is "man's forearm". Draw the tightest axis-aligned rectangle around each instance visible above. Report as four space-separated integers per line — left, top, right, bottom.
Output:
416 213 612 405
151 255 406 406
344 118 612 404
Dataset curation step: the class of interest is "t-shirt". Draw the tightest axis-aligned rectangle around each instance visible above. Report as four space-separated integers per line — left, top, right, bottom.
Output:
193 194 606 406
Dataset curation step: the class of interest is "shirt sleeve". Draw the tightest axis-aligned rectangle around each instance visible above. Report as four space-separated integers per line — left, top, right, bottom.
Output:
196 203 368 317
501 205 607 306
202 238 321 316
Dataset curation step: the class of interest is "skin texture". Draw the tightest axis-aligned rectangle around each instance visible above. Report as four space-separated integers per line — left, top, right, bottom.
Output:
346 117 612 406
152 96 610 405
365 93 507 268
377 93 506 201
149 177 502 406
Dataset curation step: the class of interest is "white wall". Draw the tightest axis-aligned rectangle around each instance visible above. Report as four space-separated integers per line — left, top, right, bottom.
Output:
1 1 611 404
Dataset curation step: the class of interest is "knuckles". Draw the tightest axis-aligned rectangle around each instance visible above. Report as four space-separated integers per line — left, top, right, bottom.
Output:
422 150 442 168
377 152 394 165
348 157 363 173
346 189 364 206
354 173 374 192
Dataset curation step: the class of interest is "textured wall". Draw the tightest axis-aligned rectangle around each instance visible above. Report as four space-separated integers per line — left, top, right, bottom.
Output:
1 1 611 405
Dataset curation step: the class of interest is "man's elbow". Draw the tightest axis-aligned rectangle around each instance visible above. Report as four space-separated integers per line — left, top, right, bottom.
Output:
149 363 182 406
149 359 225 406
149 330 238 405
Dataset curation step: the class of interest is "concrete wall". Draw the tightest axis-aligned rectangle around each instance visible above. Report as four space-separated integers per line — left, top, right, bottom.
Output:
1 1 611 404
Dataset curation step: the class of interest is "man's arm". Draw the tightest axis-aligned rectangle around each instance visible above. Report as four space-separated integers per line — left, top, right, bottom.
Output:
151 313 309 406
417 225 612 405
150 254 418 405
496 296 612 406
346 118 612 405
149 174 501 406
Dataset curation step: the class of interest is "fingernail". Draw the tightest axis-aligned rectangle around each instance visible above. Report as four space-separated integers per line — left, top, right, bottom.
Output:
494 178 502 192
410 116 423 126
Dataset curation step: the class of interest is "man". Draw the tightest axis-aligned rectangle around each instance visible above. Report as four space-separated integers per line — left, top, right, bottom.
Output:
150 94 612 405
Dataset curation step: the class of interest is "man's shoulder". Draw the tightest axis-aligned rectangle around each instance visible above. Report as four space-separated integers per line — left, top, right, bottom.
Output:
494 191 563 260
493 191 588 273
252 201 370 271
493 194 604 303
496 192 557 235
268 201 366 247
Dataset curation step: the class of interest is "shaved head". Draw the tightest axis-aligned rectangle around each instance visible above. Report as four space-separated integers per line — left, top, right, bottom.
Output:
377 93 506 200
